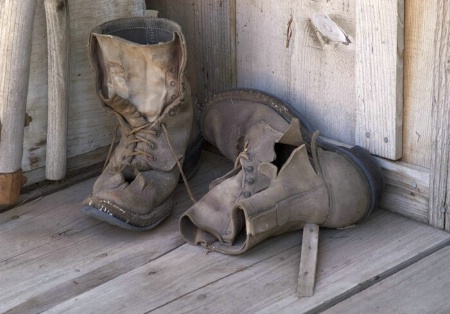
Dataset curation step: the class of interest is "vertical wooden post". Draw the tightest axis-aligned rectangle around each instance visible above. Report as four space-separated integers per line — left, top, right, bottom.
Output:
45 0 70 180
355 0 404 160
0 1 37 205
297 223 320 297
429 0 450 230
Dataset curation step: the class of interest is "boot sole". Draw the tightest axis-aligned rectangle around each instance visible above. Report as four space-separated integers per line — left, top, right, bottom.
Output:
202 88 384 219
81 197 174 231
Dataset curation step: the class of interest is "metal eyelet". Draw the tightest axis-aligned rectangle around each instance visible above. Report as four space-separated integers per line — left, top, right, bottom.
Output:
246 177 255 185
153 129 161 138
245 166 254 172
169 109 176 116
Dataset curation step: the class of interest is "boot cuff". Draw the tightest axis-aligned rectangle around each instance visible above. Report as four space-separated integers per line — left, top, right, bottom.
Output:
90 17 183 46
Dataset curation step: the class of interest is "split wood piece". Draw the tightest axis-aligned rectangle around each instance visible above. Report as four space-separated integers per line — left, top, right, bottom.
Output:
0 170 27 206
44 0 70 180
297 223 320 297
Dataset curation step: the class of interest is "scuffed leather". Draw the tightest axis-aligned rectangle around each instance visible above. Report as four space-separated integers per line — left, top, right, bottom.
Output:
180 93 371 254
83 17 194 228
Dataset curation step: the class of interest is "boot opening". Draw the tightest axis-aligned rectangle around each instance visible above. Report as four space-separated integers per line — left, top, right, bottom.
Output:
112 28 173 45
98 19 181 46
273 143 296 169
122 166 137 183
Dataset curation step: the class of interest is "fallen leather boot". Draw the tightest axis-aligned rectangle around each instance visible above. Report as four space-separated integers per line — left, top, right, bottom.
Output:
81 17 202 230
180 89 384 254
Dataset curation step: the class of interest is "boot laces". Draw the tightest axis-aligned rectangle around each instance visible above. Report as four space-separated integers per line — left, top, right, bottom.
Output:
104 121 159 172
104 120 197 204
161 123 197 204
233 141 250 169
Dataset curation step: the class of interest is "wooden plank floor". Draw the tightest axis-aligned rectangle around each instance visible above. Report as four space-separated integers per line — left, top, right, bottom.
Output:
1 151 450 314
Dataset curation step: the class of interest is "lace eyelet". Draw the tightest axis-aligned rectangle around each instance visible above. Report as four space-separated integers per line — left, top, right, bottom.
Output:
153 129 161 138
246 177 255 185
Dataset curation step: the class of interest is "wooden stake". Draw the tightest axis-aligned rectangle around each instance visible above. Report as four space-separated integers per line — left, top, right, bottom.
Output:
0 1 37 204
44 0 70 180
297 223 320 297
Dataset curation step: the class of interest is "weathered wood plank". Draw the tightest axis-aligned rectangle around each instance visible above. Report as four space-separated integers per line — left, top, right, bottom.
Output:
355 0 404 160
149 0 235 102
376 157 430 223
22 0 146 179
236 0 357 146
297 223 320 297
402 1 436 168
0 1 38 205
429 0 450 230
0 151 232 314
44 0 70 180
43 210 450 313
323 246 450 313
0 1 37 173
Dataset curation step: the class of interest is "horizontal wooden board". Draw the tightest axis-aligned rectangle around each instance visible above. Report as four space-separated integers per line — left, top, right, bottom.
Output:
376 157 430 223
0 151 232 313
44 210 450 313
323 246 450 313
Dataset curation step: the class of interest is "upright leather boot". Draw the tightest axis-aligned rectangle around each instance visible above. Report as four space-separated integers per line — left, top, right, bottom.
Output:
81 17 202 230
180 89 384 254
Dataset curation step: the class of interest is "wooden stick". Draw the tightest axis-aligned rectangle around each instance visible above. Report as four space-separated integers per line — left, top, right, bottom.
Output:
44 0 70 180
0 1 37 204
297 223 320 297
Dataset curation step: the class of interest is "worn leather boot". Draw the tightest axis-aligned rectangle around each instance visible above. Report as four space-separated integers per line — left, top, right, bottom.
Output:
180 89 384 254
81 17 202 230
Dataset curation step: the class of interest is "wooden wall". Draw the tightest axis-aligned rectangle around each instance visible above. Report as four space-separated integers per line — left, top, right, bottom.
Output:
134 0 450 230
6 1 450 229
23 0 146 186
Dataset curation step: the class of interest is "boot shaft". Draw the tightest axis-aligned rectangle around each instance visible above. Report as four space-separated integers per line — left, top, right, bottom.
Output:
88 17 193 172
89 17 188 121
82 17 200 231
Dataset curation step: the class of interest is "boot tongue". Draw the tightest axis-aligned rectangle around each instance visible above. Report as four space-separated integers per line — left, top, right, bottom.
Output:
244 118 303 162
101 94 149 128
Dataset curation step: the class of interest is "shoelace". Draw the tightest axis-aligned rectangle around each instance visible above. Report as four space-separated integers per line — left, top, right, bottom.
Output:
104 121 197 204
233 141 250 169
161 123 196 203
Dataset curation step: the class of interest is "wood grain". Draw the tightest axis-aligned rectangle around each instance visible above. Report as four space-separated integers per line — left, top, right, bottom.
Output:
236 0 357 146
39 211 450 313
298 223 320 297
402 1 436 168
0 151 232 313
355 0 404 160
429 0 450 230
21 0 146 180
44 0 70 180
323 247 450 313
0 1 37 172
